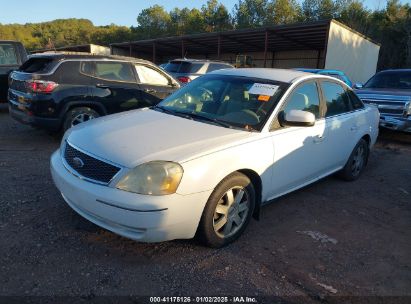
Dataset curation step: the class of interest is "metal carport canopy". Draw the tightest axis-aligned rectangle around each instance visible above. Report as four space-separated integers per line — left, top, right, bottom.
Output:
110 19 331 65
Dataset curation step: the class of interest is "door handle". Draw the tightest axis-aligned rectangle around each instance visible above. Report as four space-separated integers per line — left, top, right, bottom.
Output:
313 135 325 143
96 84 109 89
144 88 156 93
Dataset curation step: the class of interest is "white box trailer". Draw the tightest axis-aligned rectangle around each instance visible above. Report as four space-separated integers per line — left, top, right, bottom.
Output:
325 20 380 84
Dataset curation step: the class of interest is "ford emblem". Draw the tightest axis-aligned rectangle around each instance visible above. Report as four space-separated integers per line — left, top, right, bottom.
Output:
72 157 84 169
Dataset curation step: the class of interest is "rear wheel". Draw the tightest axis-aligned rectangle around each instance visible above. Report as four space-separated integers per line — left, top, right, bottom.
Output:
339 138 369 181
198 172 255 248
63 107 99 132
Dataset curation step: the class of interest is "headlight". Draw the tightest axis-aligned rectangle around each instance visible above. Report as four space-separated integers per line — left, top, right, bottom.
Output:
116 161 183 195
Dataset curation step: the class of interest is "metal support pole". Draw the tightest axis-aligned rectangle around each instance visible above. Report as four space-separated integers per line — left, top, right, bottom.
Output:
129 45 132 57
217 35 221 60
316 50 321 68
264 30 268 68
181 40 185 58
152 43 156 63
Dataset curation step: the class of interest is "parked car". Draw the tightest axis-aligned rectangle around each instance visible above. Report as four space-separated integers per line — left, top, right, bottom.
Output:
163 58 234 84
51 68 379 247
8 53 180 132
0 41 27 103
354 69 411 133
295 68 353 87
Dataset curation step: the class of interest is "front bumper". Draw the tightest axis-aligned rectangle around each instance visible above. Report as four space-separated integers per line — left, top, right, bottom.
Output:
50 151 212 242
380 115 411 133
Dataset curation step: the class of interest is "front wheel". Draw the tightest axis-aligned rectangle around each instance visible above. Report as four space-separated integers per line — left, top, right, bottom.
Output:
198 172 255 248
338 138 369 181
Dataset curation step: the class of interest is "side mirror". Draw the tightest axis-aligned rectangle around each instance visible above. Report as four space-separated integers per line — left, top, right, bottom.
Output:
354 83 363 89
280 110 315 127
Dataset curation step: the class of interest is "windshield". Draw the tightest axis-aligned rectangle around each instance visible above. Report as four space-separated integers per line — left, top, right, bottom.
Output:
364 71 411 90
156 74 288 131
164 61 202 73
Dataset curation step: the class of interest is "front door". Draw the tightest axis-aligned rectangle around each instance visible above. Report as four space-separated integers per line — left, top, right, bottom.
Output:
268 81 330 198
134 64 177 106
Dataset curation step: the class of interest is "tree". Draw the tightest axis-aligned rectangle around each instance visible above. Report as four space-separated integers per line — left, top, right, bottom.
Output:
266 0 301 25
201 0 232 32
234 0 270 28
339 1 370 33
137 5 171 38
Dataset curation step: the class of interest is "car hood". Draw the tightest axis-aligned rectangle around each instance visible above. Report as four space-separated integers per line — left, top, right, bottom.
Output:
66 108 254 168
355 88 411 100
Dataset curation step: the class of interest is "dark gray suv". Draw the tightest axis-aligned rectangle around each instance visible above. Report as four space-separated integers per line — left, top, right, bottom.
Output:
163 59 233 84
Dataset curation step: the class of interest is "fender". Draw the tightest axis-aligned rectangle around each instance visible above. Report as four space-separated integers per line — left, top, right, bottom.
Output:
59 100 108 120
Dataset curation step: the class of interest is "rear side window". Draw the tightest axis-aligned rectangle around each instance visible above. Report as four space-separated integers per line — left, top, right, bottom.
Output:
321 81 352 117
87 62 135 82
348 91 364 110
206 63 231 73
135 65 169 86
0 44 18 65
283 82 321 118
18 58 54 73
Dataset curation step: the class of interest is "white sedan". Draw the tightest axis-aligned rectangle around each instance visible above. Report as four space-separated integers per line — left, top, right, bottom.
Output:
51 68 379 247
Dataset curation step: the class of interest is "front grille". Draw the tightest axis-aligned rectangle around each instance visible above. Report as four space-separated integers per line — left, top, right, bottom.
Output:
64 142 121 184
361 99 406 116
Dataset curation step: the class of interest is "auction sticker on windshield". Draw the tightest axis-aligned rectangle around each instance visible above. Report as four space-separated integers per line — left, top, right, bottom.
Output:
248 83 279 96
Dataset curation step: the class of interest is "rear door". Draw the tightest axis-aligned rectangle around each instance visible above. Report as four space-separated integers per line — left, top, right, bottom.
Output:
320 80 359 168
134 64 177 105
84 61 144 114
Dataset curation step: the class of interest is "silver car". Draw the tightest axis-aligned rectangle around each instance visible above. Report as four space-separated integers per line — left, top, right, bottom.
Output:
163 59 233 84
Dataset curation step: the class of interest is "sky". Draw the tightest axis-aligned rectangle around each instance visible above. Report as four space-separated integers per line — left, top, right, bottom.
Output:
0 0 409 27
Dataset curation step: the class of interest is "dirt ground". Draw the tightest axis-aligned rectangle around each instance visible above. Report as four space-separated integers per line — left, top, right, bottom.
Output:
0 104 410 304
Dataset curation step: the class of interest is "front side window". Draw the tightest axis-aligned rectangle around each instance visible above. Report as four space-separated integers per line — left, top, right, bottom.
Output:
135 65 169 86
321 81 351 117
157 74 288 131
93 62 135 82
0 44 18 65
283 82 320 119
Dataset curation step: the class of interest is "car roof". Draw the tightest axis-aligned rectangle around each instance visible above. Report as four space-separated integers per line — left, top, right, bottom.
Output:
211 68 313 83
296 68 345 75
169 58 233 65
28 52 154 65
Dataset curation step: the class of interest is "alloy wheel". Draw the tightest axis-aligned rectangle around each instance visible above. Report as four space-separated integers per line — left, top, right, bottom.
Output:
351 144 365 176
213 186 250 238
71 113 96 127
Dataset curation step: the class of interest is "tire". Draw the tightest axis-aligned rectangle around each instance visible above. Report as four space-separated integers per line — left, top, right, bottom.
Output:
338 138 369 181
198 172 256 248
63 107 100 132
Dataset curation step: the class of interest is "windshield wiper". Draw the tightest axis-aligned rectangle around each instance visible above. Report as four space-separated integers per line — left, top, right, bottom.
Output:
182 112 234 129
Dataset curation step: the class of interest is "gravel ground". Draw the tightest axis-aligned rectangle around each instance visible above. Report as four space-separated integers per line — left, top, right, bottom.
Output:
0 104 410 304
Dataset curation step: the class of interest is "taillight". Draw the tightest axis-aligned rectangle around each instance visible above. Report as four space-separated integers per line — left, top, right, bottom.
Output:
26 80 58 93
177 76 191 83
